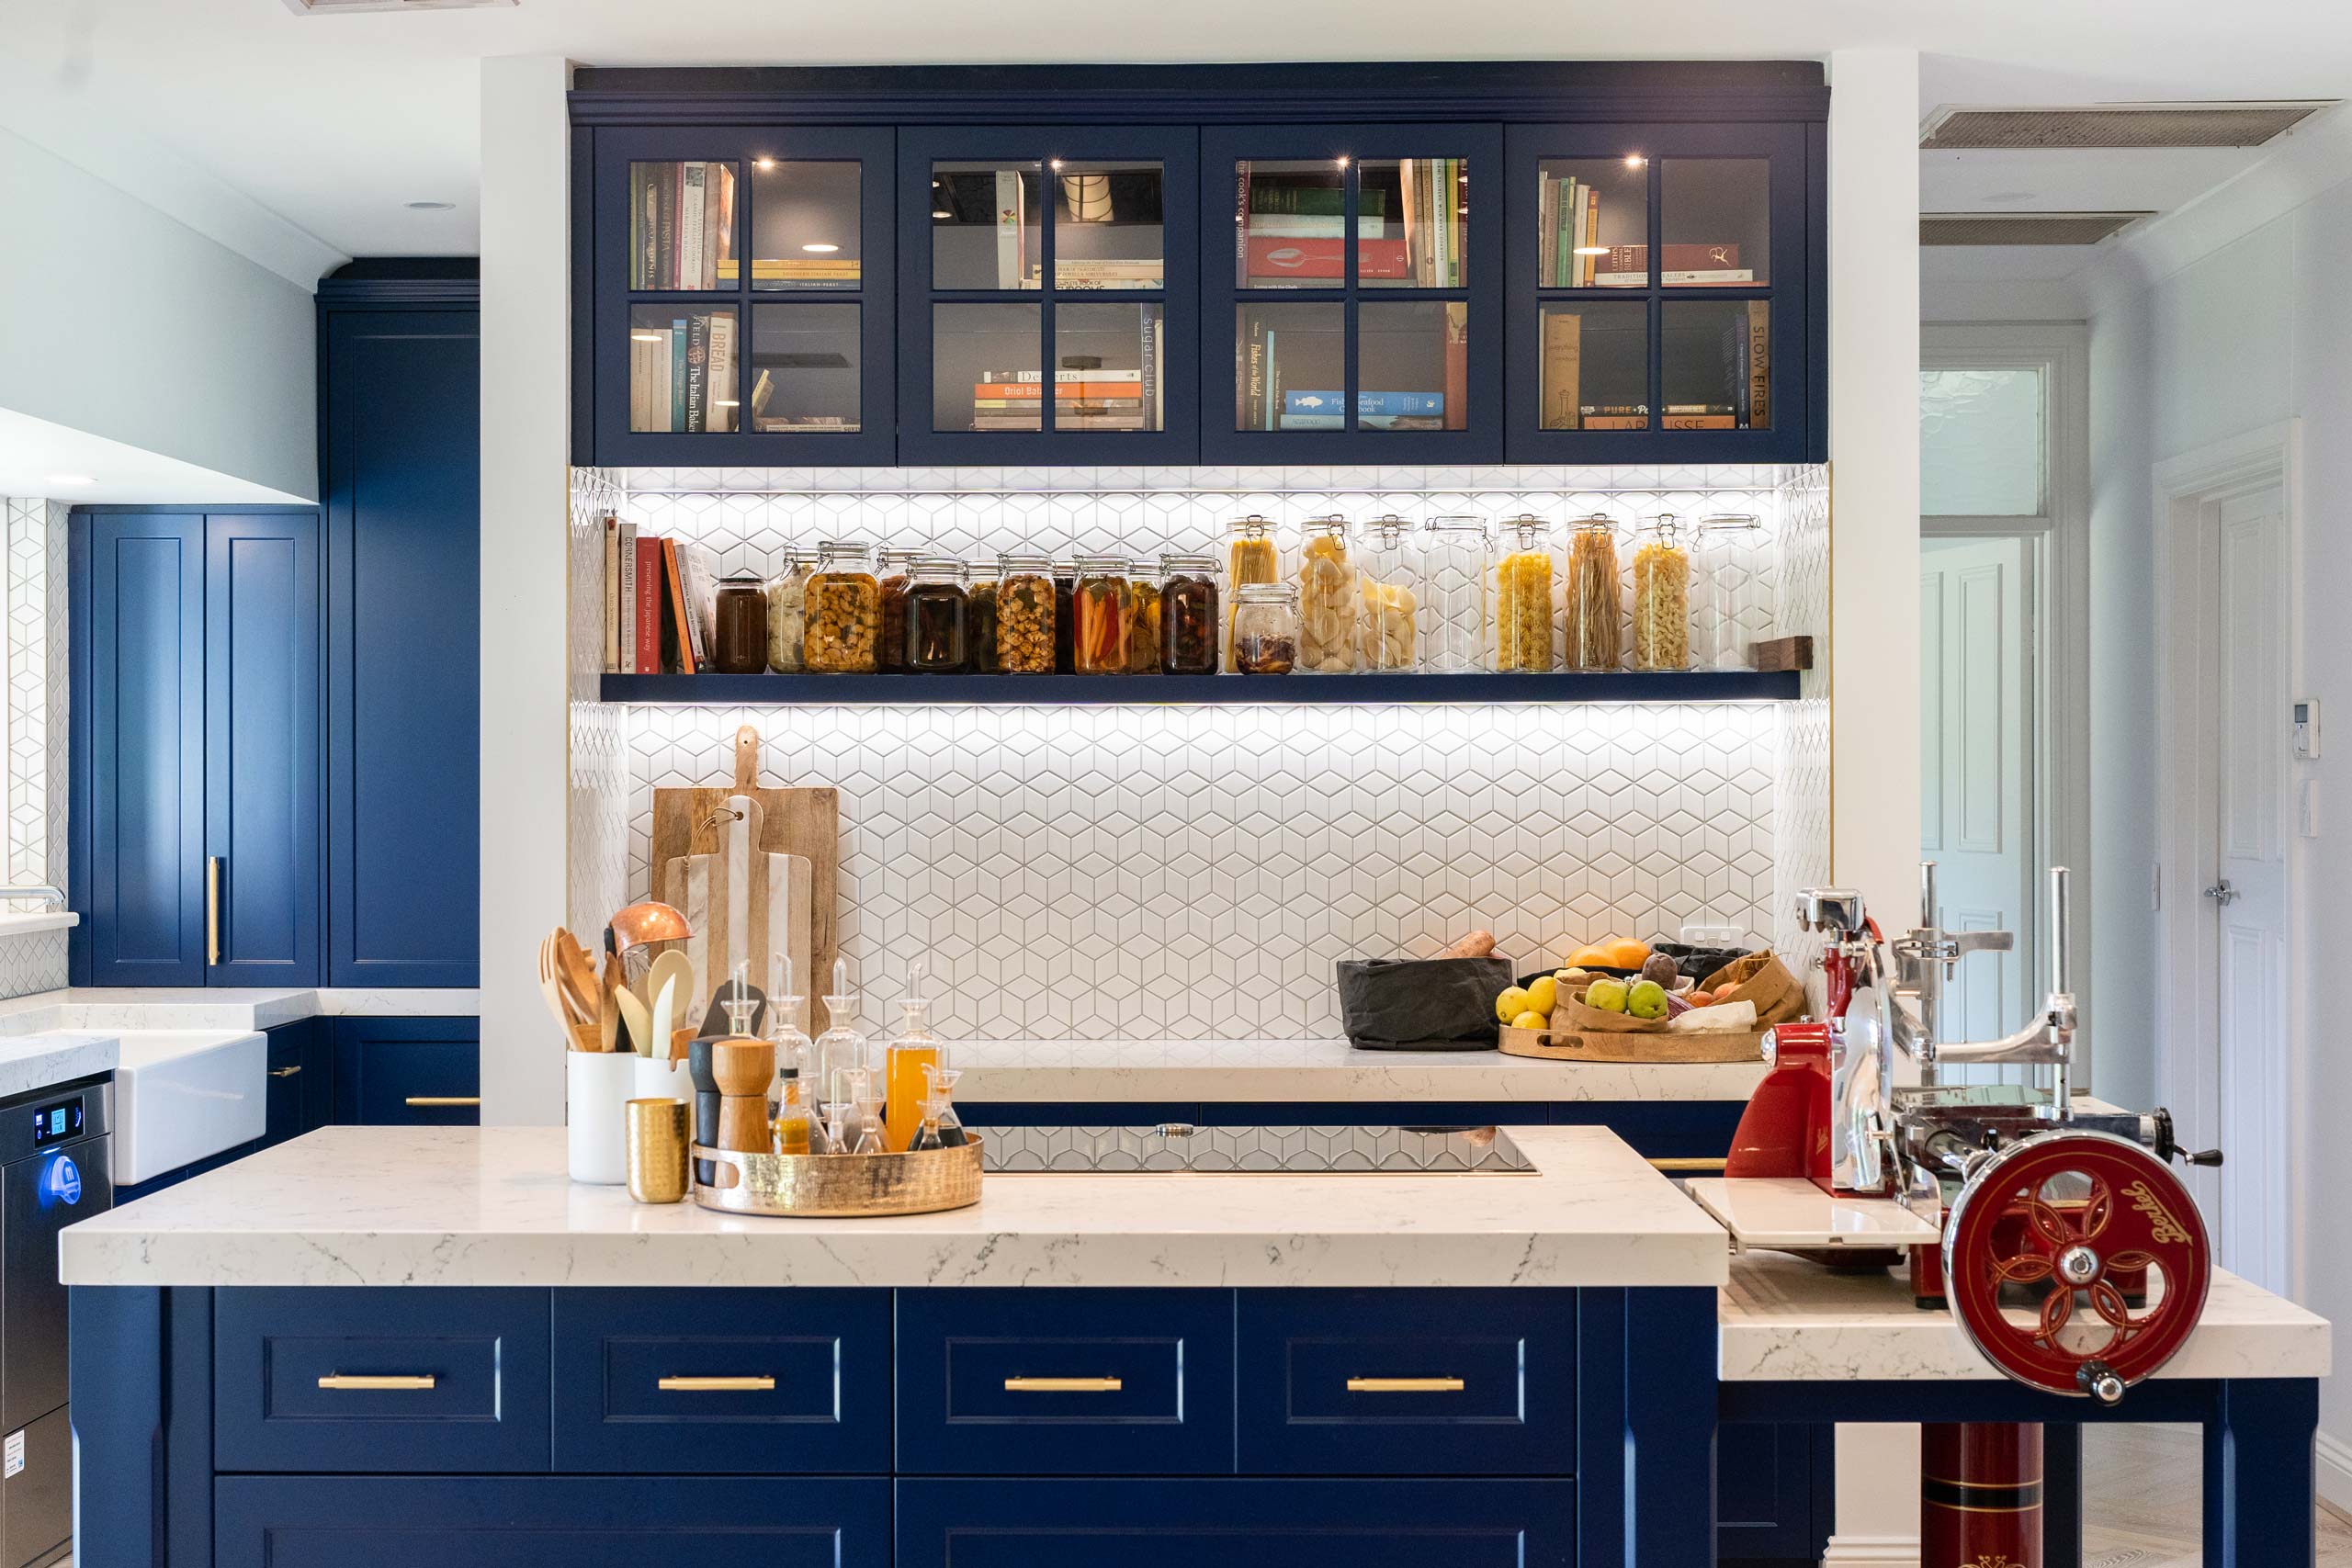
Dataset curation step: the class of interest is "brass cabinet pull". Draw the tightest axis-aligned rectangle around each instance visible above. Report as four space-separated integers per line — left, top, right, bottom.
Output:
206 856 221 966
1003 1376 1124 1393
1647 1157 1729 1172
1346 1376 1465 1393
268 1065 303 1079
317 1373 436 1392
657 1375 776 1393
405 1097 481 1108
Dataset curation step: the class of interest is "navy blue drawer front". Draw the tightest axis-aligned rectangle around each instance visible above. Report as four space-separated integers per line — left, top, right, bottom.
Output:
332 1017 481 1125
549 1288 889 1472
214 1287 549 1472
897 1288 1235 1474
1236 1289 1576 1474
217 1476 891 1568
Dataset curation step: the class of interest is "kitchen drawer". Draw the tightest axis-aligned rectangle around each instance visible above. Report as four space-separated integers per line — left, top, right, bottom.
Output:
897 1478 1574 1568
896 1288 1235 1474
214 1287 549 1472
332 1017 480 1125
1236 1288 1576 1474
550 1288 889 1472
216 1476 889 1568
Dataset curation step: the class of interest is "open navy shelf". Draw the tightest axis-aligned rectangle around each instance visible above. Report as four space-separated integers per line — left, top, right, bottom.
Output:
598 670 1801 705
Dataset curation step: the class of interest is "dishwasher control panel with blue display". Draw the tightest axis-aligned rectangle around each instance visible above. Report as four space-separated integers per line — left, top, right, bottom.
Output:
29 1096 84 1146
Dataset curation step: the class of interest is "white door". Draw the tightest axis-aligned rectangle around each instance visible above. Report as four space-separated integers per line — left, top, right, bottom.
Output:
2207 486 2290 1291
1920 536 2035 1062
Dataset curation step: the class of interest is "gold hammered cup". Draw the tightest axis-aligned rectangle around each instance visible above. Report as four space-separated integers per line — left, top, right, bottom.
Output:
625 1097 691 1203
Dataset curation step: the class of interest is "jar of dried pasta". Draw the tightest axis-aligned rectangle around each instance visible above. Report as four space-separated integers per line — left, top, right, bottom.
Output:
1221 515 1283 671
1296 516 1357 672
1125 558 1162 675
1631 514 1693 671
1355 514 1418 671
995 554 1056 674
804 540 880 673
1564 515 1623 671
764 548 809 672
1158 554 1219 675
1071 557 1131 675
1491 514 1556 671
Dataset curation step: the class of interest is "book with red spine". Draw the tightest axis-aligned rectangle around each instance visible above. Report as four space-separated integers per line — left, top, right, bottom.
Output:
632 535 663 673
661 537 700 674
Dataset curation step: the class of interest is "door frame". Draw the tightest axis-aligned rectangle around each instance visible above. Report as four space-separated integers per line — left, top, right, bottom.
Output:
2152 417 2304 1295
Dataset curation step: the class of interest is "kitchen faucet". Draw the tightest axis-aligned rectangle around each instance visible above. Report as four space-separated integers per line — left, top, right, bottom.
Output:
0 885 65 908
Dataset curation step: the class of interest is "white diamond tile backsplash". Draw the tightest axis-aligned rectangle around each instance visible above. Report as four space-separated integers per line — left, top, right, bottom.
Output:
0 927 67 1002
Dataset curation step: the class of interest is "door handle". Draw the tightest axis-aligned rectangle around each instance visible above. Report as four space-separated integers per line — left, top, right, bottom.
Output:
268 1065 303 1079
206 856 221 966
2203 879 2240 907
1346 1377 1465 1393
405 1097 481 1108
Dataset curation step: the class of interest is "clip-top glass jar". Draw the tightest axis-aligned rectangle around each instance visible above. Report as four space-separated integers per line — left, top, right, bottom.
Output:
965 556 1001 673
1221 515 1283 671
1125 558 1162 674
903 557 969 672
1296 516 1358 672
875 548 922 673
1492 514 1557 671
1231 582 1299 674
1355 514 1419 671
804 540 880 673
1693 513 1763 670
995 554 1056 673
1071 557 1130 675
1158 554 1219 674
711 571 771 674
1418 515 1489 672
764 549 809 672
1564 515 1623 672
1631 515 1694 671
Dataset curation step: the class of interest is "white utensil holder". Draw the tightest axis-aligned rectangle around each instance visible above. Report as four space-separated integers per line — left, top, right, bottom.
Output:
632 1052 693 1102
566 1052 637 1184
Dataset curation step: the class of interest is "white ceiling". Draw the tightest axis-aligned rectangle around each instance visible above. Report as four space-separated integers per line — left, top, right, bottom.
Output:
6 0 2352 282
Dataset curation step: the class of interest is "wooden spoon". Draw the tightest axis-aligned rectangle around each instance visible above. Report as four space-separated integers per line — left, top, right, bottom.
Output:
646 949 698 1035
552 929 602 1022
537 938 578 1042
615 986 653 1055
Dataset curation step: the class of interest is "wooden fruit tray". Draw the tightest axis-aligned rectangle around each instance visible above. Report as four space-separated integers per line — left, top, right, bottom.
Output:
1498 1025 1767 1065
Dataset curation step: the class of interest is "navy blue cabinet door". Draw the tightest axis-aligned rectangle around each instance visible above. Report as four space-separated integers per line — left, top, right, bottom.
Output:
206 513 322 984
71 513 206 987
332 1017 481 1125
324 308 480 987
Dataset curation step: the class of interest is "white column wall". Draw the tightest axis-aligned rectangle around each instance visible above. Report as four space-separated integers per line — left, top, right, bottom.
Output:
479 54 574 1125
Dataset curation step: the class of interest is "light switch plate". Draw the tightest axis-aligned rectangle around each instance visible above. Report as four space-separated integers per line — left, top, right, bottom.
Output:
2294 697 2321 759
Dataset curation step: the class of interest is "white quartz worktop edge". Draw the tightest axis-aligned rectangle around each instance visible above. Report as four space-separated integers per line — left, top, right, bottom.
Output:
0 987 481 1032
0 1032 116 1100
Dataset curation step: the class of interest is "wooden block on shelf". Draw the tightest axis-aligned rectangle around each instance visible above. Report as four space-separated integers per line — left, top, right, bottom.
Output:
1748 635 1814 672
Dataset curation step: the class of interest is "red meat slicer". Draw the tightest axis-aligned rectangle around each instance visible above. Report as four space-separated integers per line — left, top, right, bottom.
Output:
1722 864 2223 1566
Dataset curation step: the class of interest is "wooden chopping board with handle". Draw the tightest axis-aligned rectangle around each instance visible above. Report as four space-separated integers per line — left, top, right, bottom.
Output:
662 792 812 1036
652 725 841 1030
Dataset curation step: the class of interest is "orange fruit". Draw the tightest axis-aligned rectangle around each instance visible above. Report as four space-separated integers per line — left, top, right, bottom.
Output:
1602 937 1652 970
1568 943 1616 968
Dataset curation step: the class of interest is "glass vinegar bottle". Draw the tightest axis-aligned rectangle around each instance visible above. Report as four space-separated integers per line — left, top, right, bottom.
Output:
811 959 869 1134
765 952 819 1154
883 959 946 1153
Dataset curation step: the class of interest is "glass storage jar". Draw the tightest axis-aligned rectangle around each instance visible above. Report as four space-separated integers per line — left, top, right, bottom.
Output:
903 557 969 671
1158 554 1219 675
1221 514 1283 671
1053 563 1077 672
1071 556 1131 674
1231 582 1299 674
803 540 880 673
995 554 1057 674
1693 513 1763 670
965 557 1001 673
875 548 921 673
1564 514 1624 671
1417 515 1489 672
1296 516 1358 672
712 571 771 674
764 550 809 672
1354 514 1418 671
1631 515 1694 671
1491 514 1557 671
1125 558 1162 674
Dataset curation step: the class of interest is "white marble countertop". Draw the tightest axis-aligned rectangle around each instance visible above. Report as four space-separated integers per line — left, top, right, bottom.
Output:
954 1038 1767 1103
1717 1250 2330 1382
0 987 481 1032
60 1122 1733 1290
0 1031 116 1100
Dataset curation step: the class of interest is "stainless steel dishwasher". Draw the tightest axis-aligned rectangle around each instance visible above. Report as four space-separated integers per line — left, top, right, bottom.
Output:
1 1077 110 1568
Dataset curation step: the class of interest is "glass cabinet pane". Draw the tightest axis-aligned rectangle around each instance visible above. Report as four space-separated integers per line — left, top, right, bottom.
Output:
628 161 738 290
1236 301 1342 429
744 158 862 289
936 301 1042 432
932 163 1044 289
1663 299 1770 429
628 304 740 433
1659 159 1769 284
1357 157 1466 288
1536 301 1645 430
1357 301 1466 431
1054 302 1166 432
1052 160 1165 290
1237 159 1347 288
746 303 861 434
1535 157 1646 287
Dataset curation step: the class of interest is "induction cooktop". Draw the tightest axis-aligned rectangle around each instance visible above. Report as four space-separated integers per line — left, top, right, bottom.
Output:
979 1122 1534 1174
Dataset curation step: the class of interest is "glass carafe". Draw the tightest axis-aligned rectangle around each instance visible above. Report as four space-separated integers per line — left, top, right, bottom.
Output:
882 961 945 1153
926 1065 969 1148
765 953 819 1152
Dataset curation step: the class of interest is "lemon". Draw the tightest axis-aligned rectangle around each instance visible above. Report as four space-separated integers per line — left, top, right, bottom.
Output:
1495 986 1531 1023
1525 976 1557 1015
1510 1010 1547 1031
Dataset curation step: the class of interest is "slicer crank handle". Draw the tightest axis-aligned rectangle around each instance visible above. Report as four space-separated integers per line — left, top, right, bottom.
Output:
2178 1147 2225 1168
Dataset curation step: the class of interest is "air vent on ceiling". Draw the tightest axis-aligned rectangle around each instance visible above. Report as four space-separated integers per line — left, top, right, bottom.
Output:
282 0 514 13
1920 101 2334 151
1921 212 2154 247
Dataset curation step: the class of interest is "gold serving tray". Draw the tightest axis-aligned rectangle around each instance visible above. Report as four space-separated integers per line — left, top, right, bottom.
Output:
690 1134 985 1218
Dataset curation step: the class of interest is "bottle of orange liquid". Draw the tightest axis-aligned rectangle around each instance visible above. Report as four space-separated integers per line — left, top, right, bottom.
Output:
882 959 944 1153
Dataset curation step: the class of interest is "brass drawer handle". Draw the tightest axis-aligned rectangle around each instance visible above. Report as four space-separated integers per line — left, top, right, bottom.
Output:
1347 1377 1465 1393
206 856 221 967
317 1374 436 1392
658 1375 776 1393
405 1096 481 1108
1647 1156 1728 1172
1003 1376 1124 1393
268 1065 303 1079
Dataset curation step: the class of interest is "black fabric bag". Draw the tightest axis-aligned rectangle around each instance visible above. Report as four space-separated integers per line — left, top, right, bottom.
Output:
1335 956 1516 1051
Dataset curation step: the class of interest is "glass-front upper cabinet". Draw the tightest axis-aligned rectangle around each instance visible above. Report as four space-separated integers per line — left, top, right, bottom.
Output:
897 126 1198 464
590 126 897 465
1202 125 1502 464
1504 121 1812 461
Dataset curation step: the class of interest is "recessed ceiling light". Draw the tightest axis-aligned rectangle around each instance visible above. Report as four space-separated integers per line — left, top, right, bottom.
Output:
405 199 455 211
755 157 776 170
45 474 93 487
1624 153 1646 167
801 243 840 254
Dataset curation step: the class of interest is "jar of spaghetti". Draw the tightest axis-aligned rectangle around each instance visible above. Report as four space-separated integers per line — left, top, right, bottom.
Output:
1631 515 1693 671
1221 514 1283 671
1071 557 1130 675
803 540 880 673
1491 514 1556 671
1158 554 1219 674
1564 515 1623 671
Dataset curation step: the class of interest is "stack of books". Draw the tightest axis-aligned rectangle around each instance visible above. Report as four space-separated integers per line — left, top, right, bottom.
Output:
629 312 737 433
1055 258 1165 289
1240 299 1464 431
600 517 723 674
629 162 738 290
1236 171 1394 285
1539 175 1601 287
971 367 1151 432
1391 157 1464 288
717 256 863 288
1593 243 1752 287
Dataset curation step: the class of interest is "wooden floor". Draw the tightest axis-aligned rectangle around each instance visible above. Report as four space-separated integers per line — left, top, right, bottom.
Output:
2085 1423 2352 1566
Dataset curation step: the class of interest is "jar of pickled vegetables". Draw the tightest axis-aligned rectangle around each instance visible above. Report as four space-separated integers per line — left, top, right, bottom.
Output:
1491 514 1556 671
966 558 1001 673
764 549 808 672
1221 515 1283 671
1158 553 1219 675
1564 514 1623 672
1296 516 1358 672
1071 557 1130 675
1125 558 1162 674
903 558 969 672
1354 514 1419 671
995 554 1056 674
1693 513 1762 670
804 540 880 673
1631 515 1693 671
1231 583 1299 675
875 549 921 673
1417 515 1489 672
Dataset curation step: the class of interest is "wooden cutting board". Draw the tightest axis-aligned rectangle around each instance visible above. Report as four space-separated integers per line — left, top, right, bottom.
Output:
651 726 841 1030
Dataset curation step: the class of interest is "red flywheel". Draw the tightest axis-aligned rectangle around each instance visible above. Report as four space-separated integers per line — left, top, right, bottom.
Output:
1942 1130 2211 1398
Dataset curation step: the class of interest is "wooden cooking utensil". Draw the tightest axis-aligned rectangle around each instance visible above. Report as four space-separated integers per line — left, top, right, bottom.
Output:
647 949 697 1036
711 1039 777 1154
598 986 619 1053
538 937 582 1044
553 930 602 1021
615 986 653 1055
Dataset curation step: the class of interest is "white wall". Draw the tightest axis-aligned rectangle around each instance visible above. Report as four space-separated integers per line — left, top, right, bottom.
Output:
0 125 317 502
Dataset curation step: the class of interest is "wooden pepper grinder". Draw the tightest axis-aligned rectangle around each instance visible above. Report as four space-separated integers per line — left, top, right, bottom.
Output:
713 1039 777 1154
